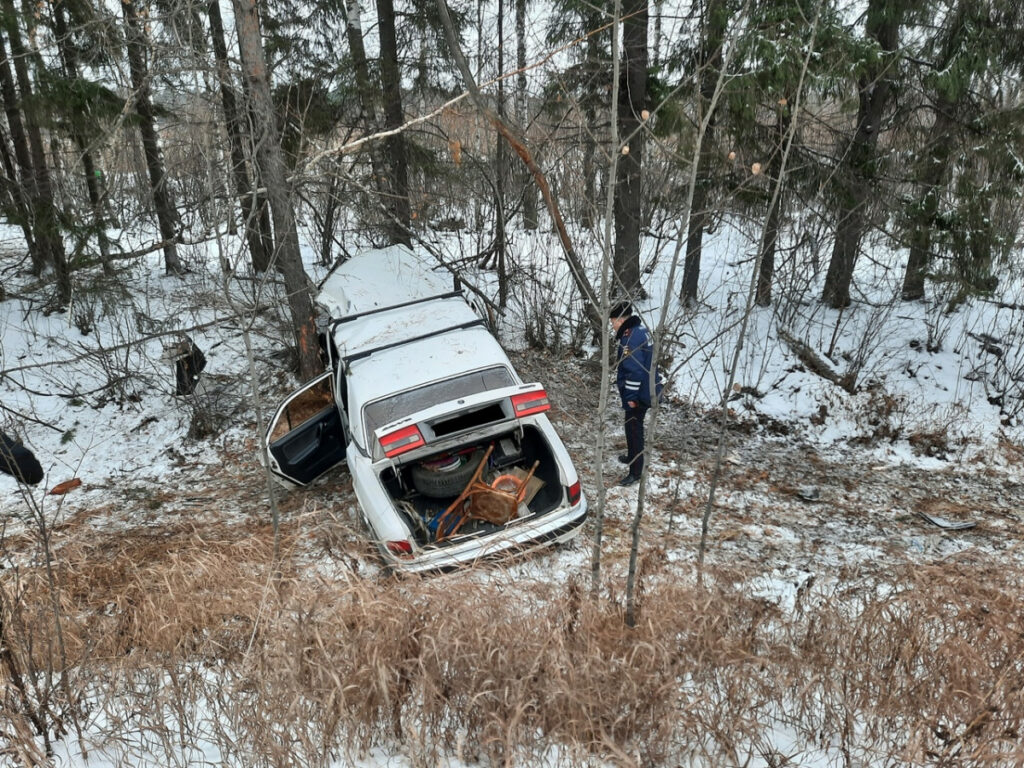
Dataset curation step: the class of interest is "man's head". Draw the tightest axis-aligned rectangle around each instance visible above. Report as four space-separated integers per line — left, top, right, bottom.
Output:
608 301 633 332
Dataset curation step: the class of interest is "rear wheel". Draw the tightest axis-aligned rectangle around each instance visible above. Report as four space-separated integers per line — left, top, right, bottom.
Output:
410 449 483 498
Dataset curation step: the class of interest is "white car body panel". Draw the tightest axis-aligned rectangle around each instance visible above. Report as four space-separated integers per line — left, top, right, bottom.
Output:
265 246 587 573
346 325 514 449
318 246 453 319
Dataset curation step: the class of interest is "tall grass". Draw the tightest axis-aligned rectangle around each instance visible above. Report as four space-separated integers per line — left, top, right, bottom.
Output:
3 526 1023 767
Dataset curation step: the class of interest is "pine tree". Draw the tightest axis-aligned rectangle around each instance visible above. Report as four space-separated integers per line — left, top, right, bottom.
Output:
0 0 71 304
900 0 1024 301
821 0 904 308
722 0 850 307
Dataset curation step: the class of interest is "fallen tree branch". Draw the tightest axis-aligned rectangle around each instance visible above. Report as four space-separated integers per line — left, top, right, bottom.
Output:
778 327 857 394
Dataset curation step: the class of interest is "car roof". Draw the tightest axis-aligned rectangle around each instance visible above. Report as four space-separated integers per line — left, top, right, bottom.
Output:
320 247 518 448
318 246 453 319
330 295 481 361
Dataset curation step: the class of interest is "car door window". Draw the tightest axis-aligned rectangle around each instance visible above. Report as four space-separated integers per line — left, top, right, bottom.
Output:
269 376 335 443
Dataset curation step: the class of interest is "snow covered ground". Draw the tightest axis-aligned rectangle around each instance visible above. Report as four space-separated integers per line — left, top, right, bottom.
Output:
2 220 1023 766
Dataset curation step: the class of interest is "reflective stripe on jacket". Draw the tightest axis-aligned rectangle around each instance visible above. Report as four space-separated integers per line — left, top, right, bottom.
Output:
615 316 662 409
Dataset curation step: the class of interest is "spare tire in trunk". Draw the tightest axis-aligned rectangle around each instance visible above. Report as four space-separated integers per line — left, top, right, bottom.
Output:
411 449 483 498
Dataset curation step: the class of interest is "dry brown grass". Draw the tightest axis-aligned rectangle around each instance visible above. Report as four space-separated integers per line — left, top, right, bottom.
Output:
3 524 1024 766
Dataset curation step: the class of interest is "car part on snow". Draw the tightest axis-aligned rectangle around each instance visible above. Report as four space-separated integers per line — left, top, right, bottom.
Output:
410 449 484 498
163 337 207 395
49 477 83 495
0 430 43 485
796 486 821 502
916 511 976 531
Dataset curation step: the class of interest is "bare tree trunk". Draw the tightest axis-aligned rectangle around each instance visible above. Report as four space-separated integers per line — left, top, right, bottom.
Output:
376 0 412 245
207 0 271 272
318 171 340 265
755 104 791 307
901 1 967 302
821 0 899 309
340 0 389 207
581 102 597 230
1 0 71 304
515 0 537 230
652 0 663 69
0 50 40 270
591 0 623 602
680 0 726 306
230 0 320 379
121 0 183 275
902 103 953 301
495 0 508 306
612 0 647 300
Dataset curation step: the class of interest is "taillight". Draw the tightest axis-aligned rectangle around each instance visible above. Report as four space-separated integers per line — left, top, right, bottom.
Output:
379 425 425 458
511 389 550 417
386 540 413 557
567 481 581 505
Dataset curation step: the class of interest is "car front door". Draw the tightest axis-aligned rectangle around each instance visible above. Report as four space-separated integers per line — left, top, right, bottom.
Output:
264 371 346 487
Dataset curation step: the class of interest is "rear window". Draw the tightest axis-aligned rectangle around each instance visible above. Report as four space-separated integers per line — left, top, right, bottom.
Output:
364 366 515 437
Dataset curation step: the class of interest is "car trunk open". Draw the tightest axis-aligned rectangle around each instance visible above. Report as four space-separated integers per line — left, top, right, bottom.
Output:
378 424 564 548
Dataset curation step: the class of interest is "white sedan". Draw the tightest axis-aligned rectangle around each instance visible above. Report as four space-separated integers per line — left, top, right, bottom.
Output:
264 247 587 573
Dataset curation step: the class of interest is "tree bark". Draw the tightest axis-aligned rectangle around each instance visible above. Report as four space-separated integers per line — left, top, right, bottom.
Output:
902 1 967 301
121 0 183 275
902 101 953 301
494 0 508 306
340 0 389 209
579 22 603 231
1 0 71 304
515 0 537 229
376 0 412 245
755 104 791 307
52 0 113 276
680 0 726 306
0 42 40 270
230 0 321 379
207 0 272 272
612 0 647 300
821 0 899 308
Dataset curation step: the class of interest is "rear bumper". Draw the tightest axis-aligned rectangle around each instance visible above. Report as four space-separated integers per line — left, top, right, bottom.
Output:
382 493 588 574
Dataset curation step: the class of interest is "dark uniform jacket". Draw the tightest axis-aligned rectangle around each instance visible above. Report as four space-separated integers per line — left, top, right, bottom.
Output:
615 316 663 409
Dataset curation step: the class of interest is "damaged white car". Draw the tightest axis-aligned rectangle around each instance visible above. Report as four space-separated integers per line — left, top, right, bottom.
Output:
264 247 587 573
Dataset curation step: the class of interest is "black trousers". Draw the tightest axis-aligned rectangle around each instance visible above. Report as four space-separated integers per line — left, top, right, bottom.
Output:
624 402 649 476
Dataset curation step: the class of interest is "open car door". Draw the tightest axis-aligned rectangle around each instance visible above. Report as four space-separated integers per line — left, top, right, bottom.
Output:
265 371 346 487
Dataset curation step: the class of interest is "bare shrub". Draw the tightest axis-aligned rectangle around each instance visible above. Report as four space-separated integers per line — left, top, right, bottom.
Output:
5 525 1024 766
850 386 909 444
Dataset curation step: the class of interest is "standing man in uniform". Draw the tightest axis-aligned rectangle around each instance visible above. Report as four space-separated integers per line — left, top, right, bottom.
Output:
609 302 662 486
